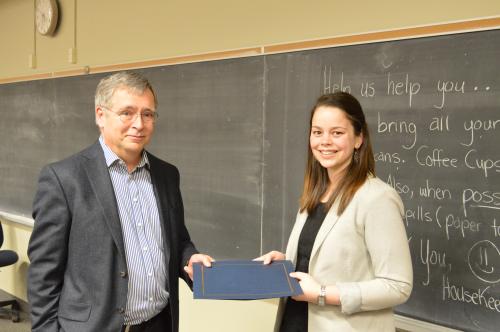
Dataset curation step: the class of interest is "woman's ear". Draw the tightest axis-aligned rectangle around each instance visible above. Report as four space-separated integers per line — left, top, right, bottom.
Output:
355 132 363 150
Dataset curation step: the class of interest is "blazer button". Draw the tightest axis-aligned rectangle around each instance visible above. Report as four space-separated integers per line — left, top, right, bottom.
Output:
120 271 127 278
118 307 125 314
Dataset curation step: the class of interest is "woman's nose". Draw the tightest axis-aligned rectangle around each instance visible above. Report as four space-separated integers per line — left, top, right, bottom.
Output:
321 134 332 145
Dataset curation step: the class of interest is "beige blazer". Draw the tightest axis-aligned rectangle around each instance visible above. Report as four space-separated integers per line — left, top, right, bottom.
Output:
275 177 413 332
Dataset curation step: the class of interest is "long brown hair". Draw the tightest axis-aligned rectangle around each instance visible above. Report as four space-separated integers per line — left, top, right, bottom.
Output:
300 92 375 215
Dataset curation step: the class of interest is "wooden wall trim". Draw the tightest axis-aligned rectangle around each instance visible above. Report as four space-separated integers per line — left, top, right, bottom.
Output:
0 47 263 84
85 47 263 75
263 16 500 53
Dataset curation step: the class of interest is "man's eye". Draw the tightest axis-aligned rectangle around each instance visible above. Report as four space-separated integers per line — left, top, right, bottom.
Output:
120 111 132 117
143 112 154 119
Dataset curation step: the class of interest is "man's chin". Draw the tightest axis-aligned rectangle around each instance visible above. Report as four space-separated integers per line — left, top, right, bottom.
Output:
124 143 147 154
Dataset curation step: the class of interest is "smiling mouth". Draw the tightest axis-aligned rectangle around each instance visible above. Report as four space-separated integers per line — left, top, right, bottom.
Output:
319 150 336 156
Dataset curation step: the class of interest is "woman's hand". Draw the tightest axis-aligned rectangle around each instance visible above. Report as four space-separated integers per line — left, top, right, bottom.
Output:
254 250 286 265
290 272 321 303
290 272 340 305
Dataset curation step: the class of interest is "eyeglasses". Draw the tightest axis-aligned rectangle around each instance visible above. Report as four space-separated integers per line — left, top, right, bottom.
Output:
101 106 159 124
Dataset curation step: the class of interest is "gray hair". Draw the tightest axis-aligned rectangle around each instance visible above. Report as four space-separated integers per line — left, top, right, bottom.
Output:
94 71 158 109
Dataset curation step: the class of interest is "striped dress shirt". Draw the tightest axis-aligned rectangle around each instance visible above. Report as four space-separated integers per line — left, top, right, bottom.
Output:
99 137 169 325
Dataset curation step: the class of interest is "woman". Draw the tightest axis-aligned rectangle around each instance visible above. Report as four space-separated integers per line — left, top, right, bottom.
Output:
257 92 412 331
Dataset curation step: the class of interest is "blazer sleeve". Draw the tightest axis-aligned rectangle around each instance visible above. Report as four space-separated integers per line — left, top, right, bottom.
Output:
28 165 71 332
171 166 198 285
337 186 413 314
178 200 198 286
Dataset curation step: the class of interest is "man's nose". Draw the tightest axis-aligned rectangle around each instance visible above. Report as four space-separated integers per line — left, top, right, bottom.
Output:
131 113 144 128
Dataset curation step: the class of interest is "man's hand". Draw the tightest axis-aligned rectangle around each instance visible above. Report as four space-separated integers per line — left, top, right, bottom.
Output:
184 254 215 281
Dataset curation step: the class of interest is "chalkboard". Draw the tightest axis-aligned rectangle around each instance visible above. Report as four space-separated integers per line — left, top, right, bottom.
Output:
0 58 265 259
1 28 499 331
263 30 500 331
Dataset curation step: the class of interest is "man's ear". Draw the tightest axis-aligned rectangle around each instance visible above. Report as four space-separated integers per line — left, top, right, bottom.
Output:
95 106 105 128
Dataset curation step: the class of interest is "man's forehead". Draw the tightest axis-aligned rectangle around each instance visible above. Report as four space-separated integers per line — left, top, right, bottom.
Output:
110 86 154 105
109 86 155 111
112 85 149 97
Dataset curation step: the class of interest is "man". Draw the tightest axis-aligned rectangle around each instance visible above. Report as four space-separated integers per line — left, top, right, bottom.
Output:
28 71 213 332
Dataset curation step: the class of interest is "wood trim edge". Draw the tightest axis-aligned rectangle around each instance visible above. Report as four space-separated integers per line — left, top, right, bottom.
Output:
263 17 500 54
0 211 34 228
395 315 463 332
0 47 262 84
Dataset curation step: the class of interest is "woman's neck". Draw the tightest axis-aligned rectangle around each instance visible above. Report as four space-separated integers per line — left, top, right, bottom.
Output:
321 167 348 202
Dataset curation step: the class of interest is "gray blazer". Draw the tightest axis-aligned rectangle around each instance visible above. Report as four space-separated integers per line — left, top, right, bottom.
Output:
28 142 197 332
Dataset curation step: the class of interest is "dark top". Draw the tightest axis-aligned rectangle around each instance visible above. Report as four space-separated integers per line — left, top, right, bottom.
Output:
280 203 328 332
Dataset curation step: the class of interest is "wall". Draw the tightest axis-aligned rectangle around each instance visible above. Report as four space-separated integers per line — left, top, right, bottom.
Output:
0 219 30 300
1 0 500 79
0 0 499 330
179 282 278 331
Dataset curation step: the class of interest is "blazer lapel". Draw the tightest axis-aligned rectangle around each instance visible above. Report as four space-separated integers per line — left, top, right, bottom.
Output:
286 212 308 265
83 143 126 259
147 154 171 271
309 203 340 262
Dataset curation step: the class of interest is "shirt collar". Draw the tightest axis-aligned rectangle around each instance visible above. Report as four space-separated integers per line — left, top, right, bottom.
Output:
98 136 150 170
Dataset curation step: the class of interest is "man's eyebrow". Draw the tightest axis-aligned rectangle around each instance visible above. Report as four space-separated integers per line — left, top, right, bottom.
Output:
117 105 154 111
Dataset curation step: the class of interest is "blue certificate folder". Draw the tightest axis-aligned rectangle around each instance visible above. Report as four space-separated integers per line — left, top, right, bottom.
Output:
193 260 303 300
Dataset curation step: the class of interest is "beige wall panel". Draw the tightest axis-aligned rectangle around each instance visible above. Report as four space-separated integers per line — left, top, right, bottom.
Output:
34 0 76 72
1 0 500 78
0 0 35 78
178 282 278 332
77 1 500 73
0 220 31 302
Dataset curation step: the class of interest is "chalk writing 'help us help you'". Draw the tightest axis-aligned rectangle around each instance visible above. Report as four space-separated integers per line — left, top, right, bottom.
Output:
320 68 500 178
